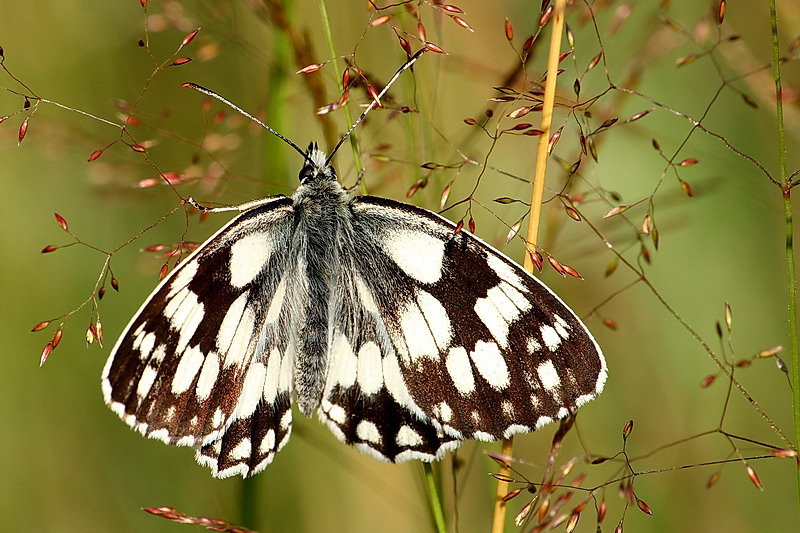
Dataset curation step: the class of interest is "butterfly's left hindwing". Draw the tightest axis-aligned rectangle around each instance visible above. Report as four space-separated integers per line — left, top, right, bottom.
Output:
102 196 298 478
316 196 606 462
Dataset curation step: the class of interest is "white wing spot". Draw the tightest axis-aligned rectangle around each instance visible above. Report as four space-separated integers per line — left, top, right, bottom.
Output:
354 274 378 313
553 315 570 339
384 229 445 284
356 420 382 444
474 295 510 348
537 360 561 392
260 429 276 454
262 348 282 404
175 296 205 354
501 400 514 418
151 344 167 363
396 425 424 447
473 431 494 441
383 354 424 417
486 254 528 293
280 410 292 430
137 366 158 399
446 346 475 394
264 277 286 324
229 232 274 288
212 408 224 428
326 403 347 425
234 362 267 419
171 345 205 394
540 324 562 351
400 302 439 362
329 332 357 388
527 337 542 354
135 331 156 360
436 401 453 423
357 341 383 395
503 424 530 438
195 352 220 401
230 438 252 460
417 289 452 350
470 340 510 389
217 292 256 368
167 261 198 298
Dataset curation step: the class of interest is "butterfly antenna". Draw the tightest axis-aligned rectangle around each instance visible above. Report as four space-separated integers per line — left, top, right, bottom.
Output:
182 82 307 159
325 48 426 165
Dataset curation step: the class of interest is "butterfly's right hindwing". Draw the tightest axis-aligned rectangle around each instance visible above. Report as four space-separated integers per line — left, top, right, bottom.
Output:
102 196 298 477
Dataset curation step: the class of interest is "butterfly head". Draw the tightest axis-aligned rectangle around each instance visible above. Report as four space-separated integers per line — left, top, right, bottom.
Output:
299 142 336 185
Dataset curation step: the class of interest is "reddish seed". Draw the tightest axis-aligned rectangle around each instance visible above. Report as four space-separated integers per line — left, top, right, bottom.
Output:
596 501 607 523
735 359 752 368
18 117 28 144
771 448 798 458
371 14 391 26
623 419 634 438
547 255 566 276
86 324 95 345
707 472 721 489
111 277 120 291
603 205 628 218
441 4 464 14
679 158 699 167
455 220 464 233
88 149 103 162
603 318 618 330
514 502 532 527
31 320 51 332
588 51 602 71
539 6 553 26
680 180 694 197
524 129 545 136
54 213 69 232
424 41 447 54
700 374 716 388
504 18 514 41
131 144 147 153
41 244 58 253
717 0 726 24
159 264 169 280
565 206 581 221
96 319 104 347
746 465 763 490
724 302 732 331
508 106 532 119
52 328 63 349
397 35 412 56
547 128 561 154
637 498 653 515
440 183 451 209
98 286 106 300
297 63 323 74
463 117 477 125
338 89 350 106
627 108 653 122
452 16 473 32
757 346 783 358
468 218 475 233
506 220 522 242
502 488 522 502
170 57 192 66
531 251 543 271
417 23 426 42
511 123 532 131
565 513 579 533
140 0 147 8
40 343 54 366
523 35 535 54
342 69 351 89
561 264 583 280
676 54 698 67
182 28 200 47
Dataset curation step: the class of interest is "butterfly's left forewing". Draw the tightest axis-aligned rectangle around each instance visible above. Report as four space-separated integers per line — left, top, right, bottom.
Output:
102 196 299 478
318 196 606 461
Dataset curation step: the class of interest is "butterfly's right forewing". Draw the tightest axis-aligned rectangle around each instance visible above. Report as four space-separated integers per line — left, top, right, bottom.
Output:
102 196 299 477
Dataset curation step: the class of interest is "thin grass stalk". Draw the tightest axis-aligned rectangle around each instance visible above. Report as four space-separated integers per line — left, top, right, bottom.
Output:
768 0 800 512
424 462 447 533
490 1 568 532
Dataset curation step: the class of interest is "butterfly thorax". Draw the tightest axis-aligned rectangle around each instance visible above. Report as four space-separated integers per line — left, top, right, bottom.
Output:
291 146 355 415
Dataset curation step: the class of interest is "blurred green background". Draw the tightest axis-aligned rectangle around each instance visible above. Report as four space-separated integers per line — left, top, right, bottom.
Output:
2 1 799 531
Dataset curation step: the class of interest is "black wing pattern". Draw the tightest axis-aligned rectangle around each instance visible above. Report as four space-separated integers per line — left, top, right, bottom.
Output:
102 196 299 478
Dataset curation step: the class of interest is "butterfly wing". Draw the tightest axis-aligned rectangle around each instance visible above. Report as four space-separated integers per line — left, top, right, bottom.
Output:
318 196 606 461
102 196 299 478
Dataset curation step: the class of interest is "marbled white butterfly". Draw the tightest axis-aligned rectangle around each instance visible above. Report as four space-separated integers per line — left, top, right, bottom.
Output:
102 50 607 478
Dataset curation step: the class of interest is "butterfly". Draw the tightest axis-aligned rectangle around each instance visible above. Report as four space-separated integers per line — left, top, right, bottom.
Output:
102 51 607 478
